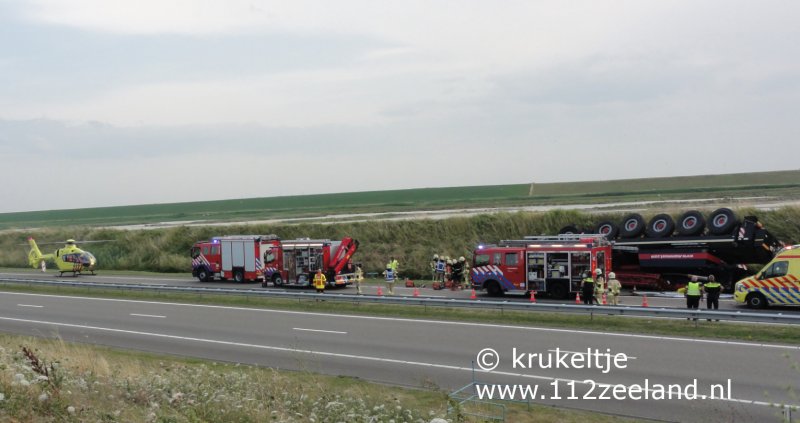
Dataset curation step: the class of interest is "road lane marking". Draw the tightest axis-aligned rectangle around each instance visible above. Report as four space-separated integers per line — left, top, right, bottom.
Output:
0 314 794 410
293 328 347 335
17 304 43 308
130 313 166 318
2 291 799 350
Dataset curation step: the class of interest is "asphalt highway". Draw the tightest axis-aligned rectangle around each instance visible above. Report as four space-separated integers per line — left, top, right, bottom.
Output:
1 270 796 314
0 290 798 422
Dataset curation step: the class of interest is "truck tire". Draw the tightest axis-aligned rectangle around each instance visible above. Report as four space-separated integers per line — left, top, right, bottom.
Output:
645 214 675 238
676 210 706 236
595 221 619 239
619 213 645 238
485 280 503 297
559 225 579 235
746 292 768 309
273 275 284 287
708 208 738 235
196 269 211 282
233 270 245 283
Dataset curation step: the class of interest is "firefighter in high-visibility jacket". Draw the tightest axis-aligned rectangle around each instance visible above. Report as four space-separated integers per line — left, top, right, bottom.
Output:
581 271 594 305
685 276 703 320
313 269 326 294
430 254 439 282
354 263 365 295
594 268 606 305
607 272 621 306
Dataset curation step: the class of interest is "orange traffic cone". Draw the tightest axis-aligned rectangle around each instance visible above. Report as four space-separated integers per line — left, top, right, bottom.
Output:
413 287 420 297
530 291 536 303
575 292 581 304
470 289 477 300
377 286 384 296
602 292 607 305
641 294 649 307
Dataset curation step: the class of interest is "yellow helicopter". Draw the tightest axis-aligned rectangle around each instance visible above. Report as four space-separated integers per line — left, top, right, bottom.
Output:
27 237 98 276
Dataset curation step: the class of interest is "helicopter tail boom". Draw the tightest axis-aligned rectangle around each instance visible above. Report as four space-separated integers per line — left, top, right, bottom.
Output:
27 237 53 269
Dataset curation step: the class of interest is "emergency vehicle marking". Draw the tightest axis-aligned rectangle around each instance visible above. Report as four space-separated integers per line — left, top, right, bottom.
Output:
255 258 264 272
471 266 516 291
191 254 210 269
741 274 800 304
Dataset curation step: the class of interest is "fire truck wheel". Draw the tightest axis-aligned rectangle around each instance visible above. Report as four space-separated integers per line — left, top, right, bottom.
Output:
558 225 579 235
196 269 210 282
594 221 619 239
619 213 645 238
485 280 503 297
708 208 738 235
745 292 768 309
233 270 245 283
645 214 675 238
676 210 706 236
273 275 284 287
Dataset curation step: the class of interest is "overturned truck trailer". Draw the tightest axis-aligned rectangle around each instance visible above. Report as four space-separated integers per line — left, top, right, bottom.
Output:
561 208 783 290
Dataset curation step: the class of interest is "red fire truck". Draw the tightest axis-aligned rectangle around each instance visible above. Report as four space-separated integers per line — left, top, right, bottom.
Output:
191 235 280 282
260 237 359 288
471 235 612 298
191 236 359 287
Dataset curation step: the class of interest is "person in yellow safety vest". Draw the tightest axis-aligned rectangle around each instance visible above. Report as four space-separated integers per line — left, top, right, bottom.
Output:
594 268 606 305
581 271 594 305
313 269 327 294
607 272 621 306
704 274 721 321
685 275 703 320
384 259 396 295
354 263 365 295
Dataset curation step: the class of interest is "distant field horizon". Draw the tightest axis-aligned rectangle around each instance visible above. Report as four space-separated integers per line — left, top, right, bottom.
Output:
1 169 798 230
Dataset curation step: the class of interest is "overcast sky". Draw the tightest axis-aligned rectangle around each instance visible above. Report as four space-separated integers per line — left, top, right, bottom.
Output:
1 1 799 213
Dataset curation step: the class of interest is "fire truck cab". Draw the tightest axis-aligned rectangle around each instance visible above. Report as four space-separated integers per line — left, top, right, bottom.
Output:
471 235 612 299
191 235 281 283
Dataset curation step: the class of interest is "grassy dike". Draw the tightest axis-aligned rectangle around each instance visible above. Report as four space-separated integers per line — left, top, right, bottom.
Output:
1 207 799 278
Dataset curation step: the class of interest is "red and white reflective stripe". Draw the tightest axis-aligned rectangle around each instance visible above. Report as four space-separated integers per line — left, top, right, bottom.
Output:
738 227 746 239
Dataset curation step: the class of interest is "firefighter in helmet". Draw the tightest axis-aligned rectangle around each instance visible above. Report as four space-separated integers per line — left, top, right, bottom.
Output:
459 256 470 289
594 268 606 305
581 271 594 305
607 272 621 306
431 254 439 282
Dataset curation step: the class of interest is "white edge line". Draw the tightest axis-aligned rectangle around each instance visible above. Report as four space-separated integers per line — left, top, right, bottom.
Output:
0 315 794 410
293 327 347 335
17 304 43 308
2 291 799 350
129 313 166 318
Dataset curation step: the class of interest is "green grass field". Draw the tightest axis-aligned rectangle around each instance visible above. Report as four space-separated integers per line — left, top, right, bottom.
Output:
1 169 798 230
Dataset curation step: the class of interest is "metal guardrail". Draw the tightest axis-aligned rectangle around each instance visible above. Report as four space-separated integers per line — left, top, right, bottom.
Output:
1 277 799 325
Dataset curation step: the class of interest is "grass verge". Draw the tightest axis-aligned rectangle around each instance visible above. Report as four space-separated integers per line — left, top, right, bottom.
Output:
0 334 649 422
1 282 799 345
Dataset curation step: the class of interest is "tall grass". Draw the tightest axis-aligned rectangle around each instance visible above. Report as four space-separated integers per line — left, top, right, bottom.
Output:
1 207 798 278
